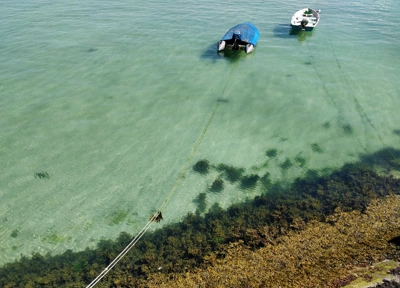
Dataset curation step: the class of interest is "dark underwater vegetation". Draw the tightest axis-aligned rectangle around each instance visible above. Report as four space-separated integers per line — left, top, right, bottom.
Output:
193 192 207 213
279 158 293 170
310 143 324 153
192 159 210 174
209 177 224 192
323 121 331 129
240 174 260 190
1 148 400 287
10 229 19 238
294 154 307 167
266 148 278 158
342 123 354 135
216 98 229 103
216 164 244 183
34 172 50 180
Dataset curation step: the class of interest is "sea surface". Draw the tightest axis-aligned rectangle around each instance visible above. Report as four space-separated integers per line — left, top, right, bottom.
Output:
1 0 399 265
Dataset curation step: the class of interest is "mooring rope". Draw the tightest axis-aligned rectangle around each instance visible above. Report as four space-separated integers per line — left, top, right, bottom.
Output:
86 215 156 288
305 39 387 149
86 61 237 287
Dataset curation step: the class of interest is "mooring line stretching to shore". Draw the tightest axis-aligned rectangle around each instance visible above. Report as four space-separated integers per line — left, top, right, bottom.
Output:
86 215 156 288
306 39 387 149
86 62 237 287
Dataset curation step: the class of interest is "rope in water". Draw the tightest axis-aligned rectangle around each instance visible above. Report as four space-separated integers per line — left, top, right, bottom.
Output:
86 104 219 288
86 62 236 287
86 214 156 288
306 39 387 148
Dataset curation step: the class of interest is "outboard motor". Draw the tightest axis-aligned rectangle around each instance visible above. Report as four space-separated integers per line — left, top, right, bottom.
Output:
232 38 239 51
231 32 241 51
301 19 308 29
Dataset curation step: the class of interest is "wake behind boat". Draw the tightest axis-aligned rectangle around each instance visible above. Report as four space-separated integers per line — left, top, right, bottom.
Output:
217 22 259 54
290 8 321 32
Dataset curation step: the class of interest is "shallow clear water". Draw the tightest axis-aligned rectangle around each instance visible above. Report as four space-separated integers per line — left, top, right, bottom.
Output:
0 0 399 264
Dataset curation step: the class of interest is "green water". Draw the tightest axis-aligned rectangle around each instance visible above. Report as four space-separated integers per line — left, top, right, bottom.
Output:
0 0 399 264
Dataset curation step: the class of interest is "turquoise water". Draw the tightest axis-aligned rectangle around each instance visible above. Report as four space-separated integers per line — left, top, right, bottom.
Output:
1 0 399 265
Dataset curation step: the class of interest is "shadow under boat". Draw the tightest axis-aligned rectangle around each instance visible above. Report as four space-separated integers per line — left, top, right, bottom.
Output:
272 23 316 42
289 28 316 42
273 24 292 39
200 43 244 63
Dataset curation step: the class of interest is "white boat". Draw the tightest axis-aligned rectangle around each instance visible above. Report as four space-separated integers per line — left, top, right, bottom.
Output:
290 8 321 31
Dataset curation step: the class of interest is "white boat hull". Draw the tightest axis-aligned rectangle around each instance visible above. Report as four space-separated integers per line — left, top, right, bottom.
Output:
290 8 321 31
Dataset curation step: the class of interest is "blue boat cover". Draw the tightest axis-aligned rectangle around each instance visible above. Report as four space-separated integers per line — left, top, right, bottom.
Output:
221 22 260 46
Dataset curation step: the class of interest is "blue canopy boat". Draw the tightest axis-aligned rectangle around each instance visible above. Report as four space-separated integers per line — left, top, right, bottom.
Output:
217 22 259 54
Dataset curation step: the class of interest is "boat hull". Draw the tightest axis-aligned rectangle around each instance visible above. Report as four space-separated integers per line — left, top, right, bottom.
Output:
290 8 320 32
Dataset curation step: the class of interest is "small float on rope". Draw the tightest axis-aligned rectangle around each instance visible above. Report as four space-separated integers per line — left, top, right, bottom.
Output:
150 211 163 223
